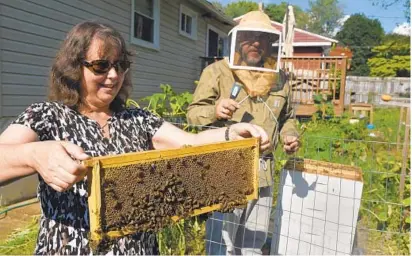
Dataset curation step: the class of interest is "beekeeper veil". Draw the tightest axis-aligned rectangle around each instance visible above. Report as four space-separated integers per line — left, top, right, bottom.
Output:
228 11 282 97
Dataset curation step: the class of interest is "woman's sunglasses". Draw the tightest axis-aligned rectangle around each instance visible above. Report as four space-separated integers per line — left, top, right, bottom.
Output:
82 60 131 75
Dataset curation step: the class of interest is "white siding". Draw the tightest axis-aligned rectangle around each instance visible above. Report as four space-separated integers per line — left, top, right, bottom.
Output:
0 0 232 117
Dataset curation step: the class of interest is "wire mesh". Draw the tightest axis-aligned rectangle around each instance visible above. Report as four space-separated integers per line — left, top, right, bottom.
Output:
159 120 410 255
274 136 410 255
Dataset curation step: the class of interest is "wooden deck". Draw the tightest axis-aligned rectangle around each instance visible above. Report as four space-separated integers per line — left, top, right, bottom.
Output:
281 57 348 117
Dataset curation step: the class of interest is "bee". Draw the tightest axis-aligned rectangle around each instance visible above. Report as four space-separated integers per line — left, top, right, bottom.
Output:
114 202 122 210
150 163 156 173
105 187 114 193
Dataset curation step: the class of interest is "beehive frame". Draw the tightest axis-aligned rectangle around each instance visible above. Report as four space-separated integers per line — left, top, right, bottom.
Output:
84 138 259 245
282 158 363 182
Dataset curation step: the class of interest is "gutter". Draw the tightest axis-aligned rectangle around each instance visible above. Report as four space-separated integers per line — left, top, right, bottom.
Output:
192 0 236 26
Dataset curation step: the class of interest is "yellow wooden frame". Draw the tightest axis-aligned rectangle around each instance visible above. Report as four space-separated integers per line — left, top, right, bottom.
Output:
283 158 363 182
85 138 259 243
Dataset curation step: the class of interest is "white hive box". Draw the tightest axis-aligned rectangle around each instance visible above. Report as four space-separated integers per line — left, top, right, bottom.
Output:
271 158 363 255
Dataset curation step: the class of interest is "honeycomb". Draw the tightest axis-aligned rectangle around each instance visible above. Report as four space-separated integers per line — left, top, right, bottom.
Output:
85 138 259 249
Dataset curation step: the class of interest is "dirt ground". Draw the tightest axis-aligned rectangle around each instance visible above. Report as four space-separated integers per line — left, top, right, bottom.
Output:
0 198 41 241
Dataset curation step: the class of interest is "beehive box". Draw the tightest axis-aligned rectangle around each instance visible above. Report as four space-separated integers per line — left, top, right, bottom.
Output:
84 138 259 249
271 158 363 255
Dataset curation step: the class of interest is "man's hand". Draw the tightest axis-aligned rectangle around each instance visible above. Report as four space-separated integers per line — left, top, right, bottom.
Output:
229 123 270 151
215 99 240 120
283 136 300 154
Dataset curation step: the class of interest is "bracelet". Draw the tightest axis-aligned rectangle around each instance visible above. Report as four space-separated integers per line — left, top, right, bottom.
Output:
225 126 230 141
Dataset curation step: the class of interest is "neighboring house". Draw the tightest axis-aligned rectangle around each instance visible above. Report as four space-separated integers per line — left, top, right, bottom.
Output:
0 0 235 131
0 0 234 206
233 15 338 57
271 21 338 57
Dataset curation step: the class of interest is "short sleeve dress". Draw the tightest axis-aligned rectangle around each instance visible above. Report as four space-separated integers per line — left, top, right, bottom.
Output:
12 101 164 255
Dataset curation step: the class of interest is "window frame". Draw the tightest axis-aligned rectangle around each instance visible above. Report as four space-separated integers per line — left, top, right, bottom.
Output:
179 4 198 40
130 0 160 50
206 24 228 57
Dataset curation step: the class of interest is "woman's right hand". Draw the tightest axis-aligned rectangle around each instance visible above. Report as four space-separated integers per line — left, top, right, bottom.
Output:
229 123 270 151
29 141 90 192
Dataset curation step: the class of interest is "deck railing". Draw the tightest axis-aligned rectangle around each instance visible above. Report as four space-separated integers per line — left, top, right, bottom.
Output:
280 56 348 116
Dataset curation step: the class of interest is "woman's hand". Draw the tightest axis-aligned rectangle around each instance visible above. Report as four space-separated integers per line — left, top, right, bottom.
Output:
29 141 90 192
228 123 270 151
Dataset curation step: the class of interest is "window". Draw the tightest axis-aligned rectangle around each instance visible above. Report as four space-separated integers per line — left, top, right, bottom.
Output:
206 25 228 57
131 0 160 50
179 5 197 40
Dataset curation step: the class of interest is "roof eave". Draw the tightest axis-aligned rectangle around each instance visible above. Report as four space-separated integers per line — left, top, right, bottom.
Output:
270 21 338 43
272 42 333 47
193 0 237 26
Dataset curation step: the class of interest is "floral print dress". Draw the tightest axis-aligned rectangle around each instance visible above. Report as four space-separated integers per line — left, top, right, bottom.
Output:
12 101 164 255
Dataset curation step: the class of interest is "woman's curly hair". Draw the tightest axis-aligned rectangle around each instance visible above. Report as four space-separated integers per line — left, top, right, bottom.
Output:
48 21 132 112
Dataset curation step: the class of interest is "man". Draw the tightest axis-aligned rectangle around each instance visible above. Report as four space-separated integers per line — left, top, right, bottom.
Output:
187 10 300 255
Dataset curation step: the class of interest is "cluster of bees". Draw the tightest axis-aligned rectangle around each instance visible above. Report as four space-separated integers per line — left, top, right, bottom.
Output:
99 148 255 237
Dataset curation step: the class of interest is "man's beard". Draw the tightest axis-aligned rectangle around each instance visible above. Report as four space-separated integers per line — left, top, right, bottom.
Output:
242 50 262 66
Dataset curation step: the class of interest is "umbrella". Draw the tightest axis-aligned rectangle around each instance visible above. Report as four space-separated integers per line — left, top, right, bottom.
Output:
282 5 295 58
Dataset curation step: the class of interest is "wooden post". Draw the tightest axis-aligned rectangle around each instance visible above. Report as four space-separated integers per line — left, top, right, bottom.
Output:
397 107 405 150
370 104 373 124
339 57 347 115
399 107 410 201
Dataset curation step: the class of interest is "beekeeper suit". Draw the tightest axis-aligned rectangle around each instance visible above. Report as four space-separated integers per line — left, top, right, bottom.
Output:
187 10 300 255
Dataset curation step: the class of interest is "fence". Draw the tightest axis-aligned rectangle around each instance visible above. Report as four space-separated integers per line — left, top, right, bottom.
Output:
199 56 349 116
345 76 411 105
161 119 410 255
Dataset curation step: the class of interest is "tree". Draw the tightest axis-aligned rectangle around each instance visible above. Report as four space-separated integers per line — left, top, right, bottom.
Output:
368 34 411 77
211 1 225 12
223 1 258 18
372 0 410 21
335 14 385 76
264 2 311 29
307 0 344 37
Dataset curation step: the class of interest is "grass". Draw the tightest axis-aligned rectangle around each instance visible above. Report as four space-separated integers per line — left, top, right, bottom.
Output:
0 216 39 255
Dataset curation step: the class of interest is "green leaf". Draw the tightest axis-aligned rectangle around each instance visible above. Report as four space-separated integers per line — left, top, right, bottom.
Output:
402 197 410 206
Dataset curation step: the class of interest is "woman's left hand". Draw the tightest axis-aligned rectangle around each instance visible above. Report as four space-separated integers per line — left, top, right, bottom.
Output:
228 123 270 151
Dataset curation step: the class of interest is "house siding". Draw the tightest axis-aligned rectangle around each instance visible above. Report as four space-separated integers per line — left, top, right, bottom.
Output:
0 0 232 118
293 46 324 56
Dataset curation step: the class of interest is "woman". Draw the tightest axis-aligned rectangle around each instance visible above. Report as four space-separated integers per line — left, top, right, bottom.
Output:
0 21 269 255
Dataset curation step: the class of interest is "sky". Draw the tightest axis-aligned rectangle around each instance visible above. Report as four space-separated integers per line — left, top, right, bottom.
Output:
216 0 410 35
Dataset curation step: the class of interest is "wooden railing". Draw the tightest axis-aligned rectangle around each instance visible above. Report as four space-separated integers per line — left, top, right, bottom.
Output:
198 56 348 116
280 56 348 116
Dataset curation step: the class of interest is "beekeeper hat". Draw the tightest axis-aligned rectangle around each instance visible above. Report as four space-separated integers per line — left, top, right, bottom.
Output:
230 11 281 34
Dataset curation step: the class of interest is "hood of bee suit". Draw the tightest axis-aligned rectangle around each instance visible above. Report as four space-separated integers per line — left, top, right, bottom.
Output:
228 11 283 97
